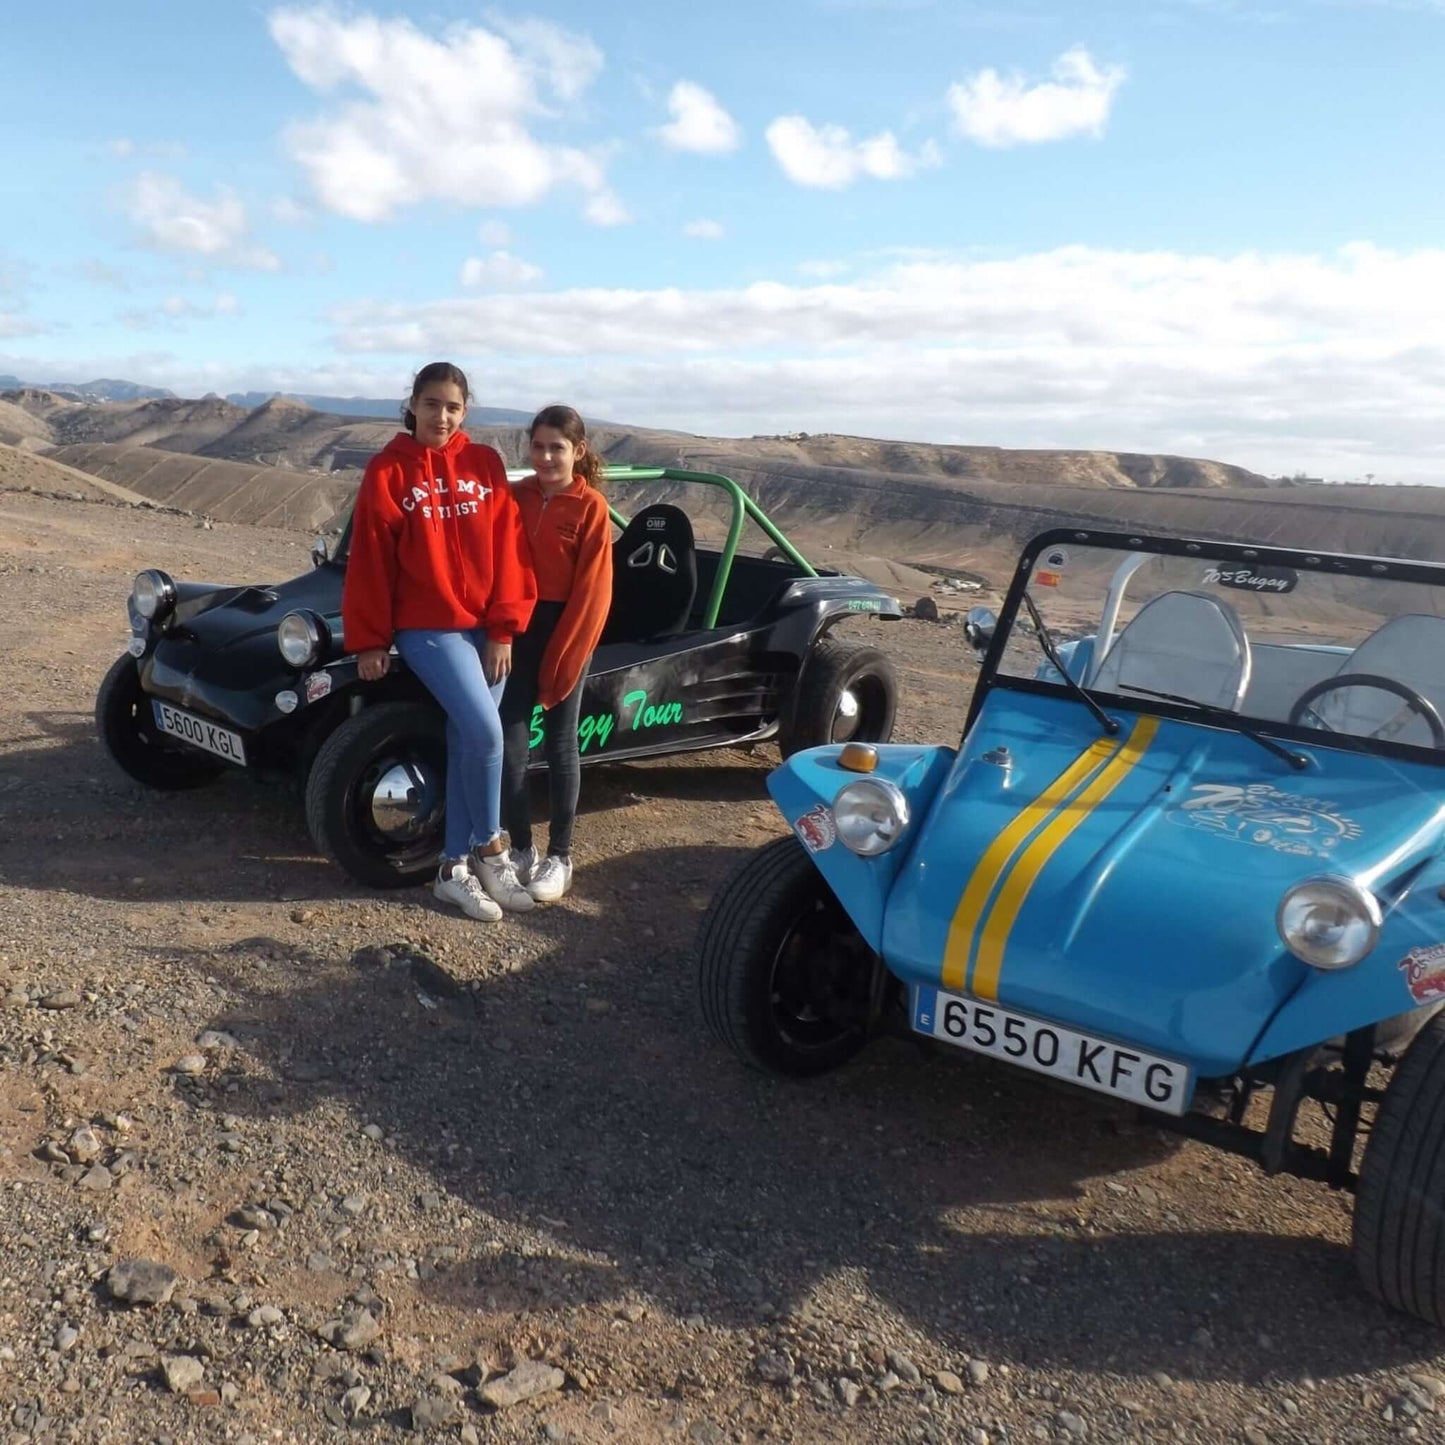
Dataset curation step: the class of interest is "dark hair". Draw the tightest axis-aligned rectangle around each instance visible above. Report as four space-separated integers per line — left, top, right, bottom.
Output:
403 361 470 435
529 403 604 490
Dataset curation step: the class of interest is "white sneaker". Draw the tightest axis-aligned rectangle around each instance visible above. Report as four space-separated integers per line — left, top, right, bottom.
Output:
527 854 573 903
473 849 535 913
433 859 502 921
510 843 538 885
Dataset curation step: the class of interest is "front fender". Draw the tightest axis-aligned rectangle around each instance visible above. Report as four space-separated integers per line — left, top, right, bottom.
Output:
767 743 956 951
1250 859 1445 1065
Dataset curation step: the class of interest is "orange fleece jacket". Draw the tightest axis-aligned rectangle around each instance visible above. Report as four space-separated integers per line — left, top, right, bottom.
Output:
342 431 536 653
514 475 613 708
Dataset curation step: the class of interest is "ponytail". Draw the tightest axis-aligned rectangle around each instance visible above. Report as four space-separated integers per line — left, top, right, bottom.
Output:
529 403 605 492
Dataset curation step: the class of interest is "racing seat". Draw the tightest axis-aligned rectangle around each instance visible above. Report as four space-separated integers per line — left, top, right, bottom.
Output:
1092 590 1251 710
600 503 698 644
1310 614 1445 745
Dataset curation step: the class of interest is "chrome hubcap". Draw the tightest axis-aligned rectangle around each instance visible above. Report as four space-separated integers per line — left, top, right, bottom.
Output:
369 761 438 840
832 687 861 741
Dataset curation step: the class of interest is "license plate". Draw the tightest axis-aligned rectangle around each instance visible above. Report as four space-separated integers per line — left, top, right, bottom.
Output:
151 701 247 766
912 985 1192 1116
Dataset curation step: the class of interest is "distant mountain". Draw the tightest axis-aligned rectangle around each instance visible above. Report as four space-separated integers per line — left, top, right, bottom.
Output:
224 391 535 424
0 374 176 402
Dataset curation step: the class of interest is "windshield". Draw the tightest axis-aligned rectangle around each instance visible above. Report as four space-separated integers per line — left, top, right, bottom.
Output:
986 536 1445 761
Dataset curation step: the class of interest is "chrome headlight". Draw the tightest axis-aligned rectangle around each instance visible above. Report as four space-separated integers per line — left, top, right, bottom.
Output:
833 778 910 857
277 611 324 669
1277 874 1381 970
131 569 176 621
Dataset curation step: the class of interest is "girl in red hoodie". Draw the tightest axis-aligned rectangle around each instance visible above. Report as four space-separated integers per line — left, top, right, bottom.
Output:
343 361 538 921
499 405 614 901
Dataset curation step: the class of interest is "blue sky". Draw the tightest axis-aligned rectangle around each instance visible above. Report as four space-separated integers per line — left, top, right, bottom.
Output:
3 0 1444 481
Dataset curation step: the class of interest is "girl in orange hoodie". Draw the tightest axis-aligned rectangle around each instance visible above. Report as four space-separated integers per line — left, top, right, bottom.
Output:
343 362 538 921
500 405 614 901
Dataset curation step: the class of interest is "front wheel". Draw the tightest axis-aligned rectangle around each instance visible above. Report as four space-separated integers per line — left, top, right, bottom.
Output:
95 654 225 791
780 637 896 758
304 702 447 888
697 834 879 1076
1353 1013 1445 1324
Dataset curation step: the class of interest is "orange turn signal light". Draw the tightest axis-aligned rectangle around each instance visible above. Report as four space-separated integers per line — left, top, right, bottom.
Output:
838 742 879 773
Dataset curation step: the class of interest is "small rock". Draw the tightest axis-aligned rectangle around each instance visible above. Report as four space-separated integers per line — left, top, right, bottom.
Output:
54 1326 78 1353
967 1359 991 1388
966 1430 990 1445
886 1350 921 1386
247 1305 284 1328
78 1164 112 1192
755 1350 794 1386
1057 1409 1088 1439
106 1254 177 1312
306 1251 334 1272
410 1392 459 1429
173 1053 207 1075
232 1206 277 1231
317 1309 381 1351
934 1370 965 1395
877 1370 903 1393
196 1030 238 1050
161 1355 205 1393
362 1124 385 1141
40 989 82 1010
339 1193 368 1217
460 1427 480 1445
836 1378 861 1408
67 1127 103 1164
341 1384 370 1420
479 1360 566 1409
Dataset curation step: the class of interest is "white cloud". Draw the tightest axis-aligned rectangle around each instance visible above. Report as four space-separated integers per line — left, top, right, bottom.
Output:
318 243 1445 481
123 172 281 270
656 81 742 154
683 219 725 240
460 251 544 288
798 258 850 279
121 292 244 330
0 314 45 339
948 47 1125 147
268 6 624 226
79 260 131 290
478 220 512 247
108 137 187 161
765 115 940 189
270 195 312 225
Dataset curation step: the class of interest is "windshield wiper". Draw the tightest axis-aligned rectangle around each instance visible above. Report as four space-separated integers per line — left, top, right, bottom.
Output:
1118 684 1310 770
1021 590 1120 737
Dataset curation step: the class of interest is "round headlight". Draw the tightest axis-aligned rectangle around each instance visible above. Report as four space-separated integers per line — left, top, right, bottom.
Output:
1277 875 1381 970
833 778 910 857
131 569 175 620
277 611 323 668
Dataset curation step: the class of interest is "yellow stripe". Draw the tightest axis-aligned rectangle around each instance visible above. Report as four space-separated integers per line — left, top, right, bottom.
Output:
971 714 1159 1001
939 734 1121 991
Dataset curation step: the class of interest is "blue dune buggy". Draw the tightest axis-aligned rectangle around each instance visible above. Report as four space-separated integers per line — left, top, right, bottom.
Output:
699 527 1445 1325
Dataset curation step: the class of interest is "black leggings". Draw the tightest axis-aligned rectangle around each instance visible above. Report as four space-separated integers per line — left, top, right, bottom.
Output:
499 602 587 859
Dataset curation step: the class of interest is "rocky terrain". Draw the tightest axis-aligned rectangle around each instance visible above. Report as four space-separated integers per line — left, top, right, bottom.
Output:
5 450 1445 1445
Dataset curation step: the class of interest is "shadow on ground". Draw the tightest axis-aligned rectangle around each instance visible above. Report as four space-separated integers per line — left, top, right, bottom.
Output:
185 845 1441 1389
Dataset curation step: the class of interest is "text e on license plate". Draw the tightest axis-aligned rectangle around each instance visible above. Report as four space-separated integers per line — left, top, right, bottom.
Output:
913 985 1192 1116
151 701 247 766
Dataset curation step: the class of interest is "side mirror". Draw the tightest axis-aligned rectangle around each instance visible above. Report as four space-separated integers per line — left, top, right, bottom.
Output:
964 606 997 659
310 536 330 569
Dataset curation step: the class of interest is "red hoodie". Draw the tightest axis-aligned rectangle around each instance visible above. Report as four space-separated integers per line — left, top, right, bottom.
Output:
342 431 536 653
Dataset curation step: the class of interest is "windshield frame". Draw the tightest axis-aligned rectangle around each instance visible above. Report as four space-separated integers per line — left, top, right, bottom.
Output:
966 527 1445 770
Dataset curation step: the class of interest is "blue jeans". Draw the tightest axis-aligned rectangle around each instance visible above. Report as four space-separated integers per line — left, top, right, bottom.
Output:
395 628 506 860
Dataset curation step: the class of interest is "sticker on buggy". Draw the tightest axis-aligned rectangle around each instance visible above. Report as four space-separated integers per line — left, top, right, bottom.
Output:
1400 944 1445 1005
795 804 836 853
304 671 332 704
1042 546 1070 571
1165 782 1361 859
1202 563 1297 595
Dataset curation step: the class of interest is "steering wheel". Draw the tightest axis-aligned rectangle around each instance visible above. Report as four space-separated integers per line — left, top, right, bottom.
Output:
1288 672 1445 749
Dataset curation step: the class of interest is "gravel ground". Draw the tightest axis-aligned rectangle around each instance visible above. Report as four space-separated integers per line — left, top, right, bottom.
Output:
3 488 1445 1445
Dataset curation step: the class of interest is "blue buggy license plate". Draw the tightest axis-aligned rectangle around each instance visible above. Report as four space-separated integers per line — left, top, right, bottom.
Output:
913 985 1192 1116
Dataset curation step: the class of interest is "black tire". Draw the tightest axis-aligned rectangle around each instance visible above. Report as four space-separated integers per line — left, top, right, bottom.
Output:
94 654 225 791
304 702 447 888
780 637 897 758
1354 1012 1445 1324
697 834 878 1076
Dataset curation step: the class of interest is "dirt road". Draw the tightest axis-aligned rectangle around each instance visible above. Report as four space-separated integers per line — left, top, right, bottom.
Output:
1 490 1442 1444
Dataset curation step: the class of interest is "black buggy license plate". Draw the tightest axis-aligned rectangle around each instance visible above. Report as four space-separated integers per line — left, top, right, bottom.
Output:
151 701 247 766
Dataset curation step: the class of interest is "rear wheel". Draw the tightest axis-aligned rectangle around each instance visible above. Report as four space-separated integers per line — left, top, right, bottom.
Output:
1353 1013 1445 1324
304 702 447 888
780 637 896 758
697 834 878 1076
95 654 225 791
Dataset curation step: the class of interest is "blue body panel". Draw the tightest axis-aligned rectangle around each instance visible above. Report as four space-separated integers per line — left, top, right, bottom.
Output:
769 687 1445 1080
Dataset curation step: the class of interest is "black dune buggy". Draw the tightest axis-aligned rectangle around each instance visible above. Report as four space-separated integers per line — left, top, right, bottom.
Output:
97 465 901 886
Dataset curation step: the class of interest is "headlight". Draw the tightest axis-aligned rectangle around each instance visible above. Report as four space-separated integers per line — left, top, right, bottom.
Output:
833 778 910 857
131 569 176 621
1277 875 1381 970
277 611 324 668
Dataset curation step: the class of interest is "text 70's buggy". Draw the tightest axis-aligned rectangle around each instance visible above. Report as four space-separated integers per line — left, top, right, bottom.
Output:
699 527 1445 1325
